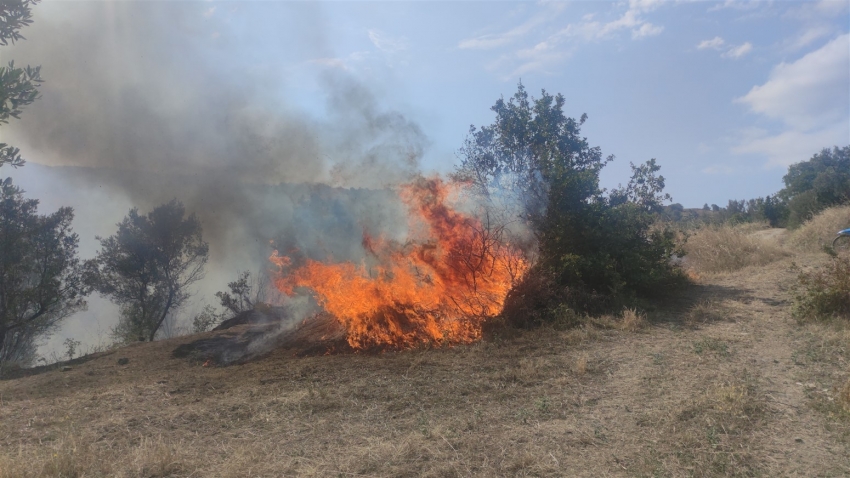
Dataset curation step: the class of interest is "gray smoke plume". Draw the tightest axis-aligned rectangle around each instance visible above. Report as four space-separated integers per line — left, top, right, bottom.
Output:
5 1 427 260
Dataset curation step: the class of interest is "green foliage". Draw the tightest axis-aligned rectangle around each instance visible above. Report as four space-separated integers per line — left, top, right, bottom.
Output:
87 200 209 342
0 182 87 365
459 83 685 326
780 146 850 228
0 0 39 46
0 0 42 169
792 257 850 322
62 337 80 360
191 304 223 334
216 271 259 316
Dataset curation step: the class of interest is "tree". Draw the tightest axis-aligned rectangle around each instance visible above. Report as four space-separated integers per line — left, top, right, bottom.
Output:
88 200 208 342
0 182 87 365
215 270 269 317
458 83 683 324
779 146 850 227
1 0 43 169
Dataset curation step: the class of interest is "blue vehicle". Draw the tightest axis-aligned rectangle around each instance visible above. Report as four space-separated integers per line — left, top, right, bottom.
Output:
834 228 850 253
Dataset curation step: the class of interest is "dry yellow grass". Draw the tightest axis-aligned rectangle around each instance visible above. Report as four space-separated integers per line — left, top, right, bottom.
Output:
619 307 647 332
684 223 788 274
787 205 850 253
840 379 850 414
1 258 849 477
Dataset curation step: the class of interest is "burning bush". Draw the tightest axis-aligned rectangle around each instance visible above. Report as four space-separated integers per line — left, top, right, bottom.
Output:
270 83 685 347
272 176 527 350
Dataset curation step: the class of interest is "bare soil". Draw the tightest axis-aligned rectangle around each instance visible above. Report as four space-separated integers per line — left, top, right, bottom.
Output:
1 249 848 477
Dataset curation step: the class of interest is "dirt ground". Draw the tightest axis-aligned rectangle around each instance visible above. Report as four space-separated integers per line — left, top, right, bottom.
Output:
1 246 848 476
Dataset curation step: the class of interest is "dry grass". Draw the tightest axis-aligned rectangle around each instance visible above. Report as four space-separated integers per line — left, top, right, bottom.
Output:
840 380 850 414
2 257 849 477
684 223 788 274
787 204 850 253
793 255 850 322
619 307 647 332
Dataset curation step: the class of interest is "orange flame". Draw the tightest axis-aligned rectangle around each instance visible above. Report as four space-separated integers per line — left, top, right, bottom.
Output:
271 176 528 350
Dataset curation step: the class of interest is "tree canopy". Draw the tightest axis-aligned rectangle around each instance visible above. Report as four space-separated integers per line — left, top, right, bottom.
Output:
780 146 850 227
87 200 209 342
0 0 43 169
458 83 683 325
0 183 86 365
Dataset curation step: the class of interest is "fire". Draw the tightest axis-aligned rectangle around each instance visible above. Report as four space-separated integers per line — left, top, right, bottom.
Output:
271 176 527 350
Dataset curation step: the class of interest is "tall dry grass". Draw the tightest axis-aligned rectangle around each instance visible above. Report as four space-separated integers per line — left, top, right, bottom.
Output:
787 205 850 253
683 223 788 274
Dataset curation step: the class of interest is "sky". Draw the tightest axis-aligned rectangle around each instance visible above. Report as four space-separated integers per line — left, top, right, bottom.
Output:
2 0 849 356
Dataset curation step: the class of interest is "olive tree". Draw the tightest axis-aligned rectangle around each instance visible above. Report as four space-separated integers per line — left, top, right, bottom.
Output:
88 200 208 342
458 83 684 324
1 0 43 169
0 182 86 365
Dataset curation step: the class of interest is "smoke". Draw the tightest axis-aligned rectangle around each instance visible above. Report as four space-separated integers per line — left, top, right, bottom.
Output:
5 1 427 258
2 1 431 354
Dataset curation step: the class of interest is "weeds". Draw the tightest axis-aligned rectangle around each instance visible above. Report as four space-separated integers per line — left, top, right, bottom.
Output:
792 256 850 322
683 223 787 274
620 308 648 332
787 205 850 253
693 337 730 357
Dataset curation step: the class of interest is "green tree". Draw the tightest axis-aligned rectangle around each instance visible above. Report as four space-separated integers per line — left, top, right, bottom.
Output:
458 83 683 324
0 0 43 169
779 146 850 227
88 200 209 342
0 183 87 366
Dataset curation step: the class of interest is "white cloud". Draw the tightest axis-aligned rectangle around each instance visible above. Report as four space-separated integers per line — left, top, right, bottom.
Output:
708 0 763 13
736 33 849 130
457 4 564 50
722 42 752 59
464 0 667 78
786 25 834 51
697 36 725 50
632 22 664 39
368 29 407 54
698 37 752 59
732 122 850 167
734 34 850 166
202 6 216 19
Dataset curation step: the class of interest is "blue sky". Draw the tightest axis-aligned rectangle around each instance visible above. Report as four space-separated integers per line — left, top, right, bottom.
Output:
207 0 850 206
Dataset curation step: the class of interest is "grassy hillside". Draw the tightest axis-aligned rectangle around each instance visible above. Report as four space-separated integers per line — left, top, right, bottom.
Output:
1 216 849 477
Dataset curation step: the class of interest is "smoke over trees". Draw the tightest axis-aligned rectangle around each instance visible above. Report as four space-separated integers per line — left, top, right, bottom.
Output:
87 201 208 343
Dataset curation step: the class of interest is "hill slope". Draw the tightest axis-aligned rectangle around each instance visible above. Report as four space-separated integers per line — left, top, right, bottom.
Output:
1 243 848 477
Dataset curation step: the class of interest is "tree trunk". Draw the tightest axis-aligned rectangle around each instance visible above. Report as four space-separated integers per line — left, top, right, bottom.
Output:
149 291 175 342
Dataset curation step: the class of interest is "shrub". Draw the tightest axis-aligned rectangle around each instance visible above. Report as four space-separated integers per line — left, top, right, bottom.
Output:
792 256 850 322
459 83 686 326
683 223 788 274
787 204 850 253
